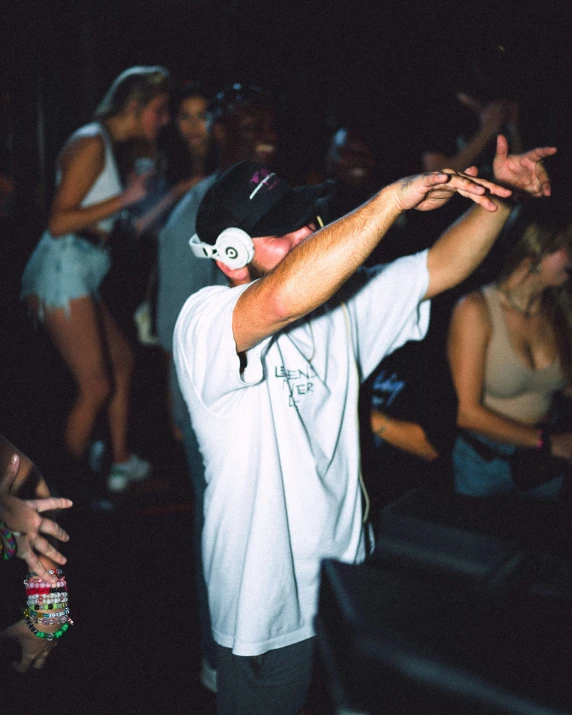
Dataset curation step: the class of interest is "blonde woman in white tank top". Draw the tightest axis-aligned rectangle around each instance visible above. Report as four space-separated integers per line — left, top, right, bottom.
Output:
448 213 572 499
21 67 170 492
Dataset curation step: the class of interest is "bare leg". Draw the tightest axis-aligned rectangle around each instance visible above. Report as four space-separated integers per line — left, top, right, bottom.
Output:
42 297 112 460
98 302 134 464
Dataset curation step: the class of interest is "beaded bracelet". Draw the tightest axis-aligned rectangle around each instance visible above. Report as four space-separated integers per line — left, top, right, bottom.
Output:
27 569 64 578
24 614 71 641
30 608 69 617
25 583 68 596
23 567 72 639
26 572 66 580
31 602 68 611
0 522 16 560
26 611 70 626
27 590 68 601
28 609 69 622
25 577 67 588
27 591 68 605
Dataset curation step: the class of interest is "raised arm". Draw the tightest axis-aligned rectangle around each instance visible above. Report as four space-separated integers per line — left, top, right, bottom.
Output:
425 139 557 298
48 135 150 237
232 170 510 353
423 96 507 173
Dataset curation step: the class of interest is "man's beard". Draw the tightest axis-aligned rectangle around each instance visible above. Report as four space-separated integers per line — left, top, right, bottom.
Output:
247 260 267 281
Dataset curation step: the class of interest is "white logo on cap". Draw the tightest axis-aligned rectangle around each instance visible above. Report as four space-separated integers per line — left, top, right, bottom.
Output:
249 171 278 200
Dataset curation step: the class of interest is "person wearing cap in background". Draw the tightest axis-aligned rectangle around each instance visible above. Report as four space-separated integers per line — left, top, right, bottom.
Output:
174 139 555 714
156 83 279 693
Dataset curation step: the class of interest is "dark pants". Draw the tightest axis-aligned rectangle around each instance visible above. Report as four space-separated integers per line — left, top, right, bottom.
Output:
216 638 315 715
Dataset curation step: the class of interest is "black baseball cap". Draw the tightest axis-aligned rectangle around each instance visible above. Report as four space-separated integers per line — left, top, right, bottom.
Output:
195 160 333 245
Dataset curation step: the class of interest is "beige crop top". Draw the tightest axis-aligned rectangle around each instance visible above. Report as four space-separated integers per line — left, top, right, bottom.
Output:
481 285 566 424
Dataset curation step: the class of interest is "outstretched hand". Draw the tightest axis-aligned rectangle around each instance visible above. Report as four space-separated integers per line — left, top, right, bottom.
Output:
394 169 512 213
0 619 57 672
493 134 557 197
0 455 72 582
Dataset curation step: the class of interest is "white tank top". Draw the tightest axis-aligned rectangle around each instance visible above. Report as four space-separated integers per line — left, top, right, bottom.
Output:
57 122 123 233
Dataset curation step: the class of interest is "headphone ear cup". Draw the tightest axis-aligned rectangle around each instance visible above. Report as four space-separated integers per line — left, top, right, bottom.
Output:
215 227 255 269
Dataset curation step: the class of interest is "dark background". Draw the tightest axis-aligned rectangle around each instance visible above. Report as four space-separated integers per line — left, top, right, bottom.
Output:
2 0 572 228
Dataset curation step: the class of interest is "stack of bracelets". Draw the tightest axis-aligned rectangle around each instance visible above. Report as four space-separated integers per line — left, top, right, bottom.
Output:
23 569 73 641
0 521 17 560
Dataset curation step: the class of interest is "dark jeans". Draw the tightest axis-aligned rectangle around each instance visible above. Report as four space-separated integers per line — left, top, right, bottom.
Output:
216 638 315 715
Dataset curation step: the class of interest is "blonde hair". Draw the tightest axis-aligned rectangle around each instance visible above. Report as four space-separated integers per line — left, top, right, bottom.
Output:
94 66 170 120
499 215 572 380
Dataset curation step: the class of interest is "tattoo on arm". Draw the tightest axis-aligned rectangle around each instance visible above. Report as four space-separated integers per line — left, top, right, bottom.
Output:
399 176 416 190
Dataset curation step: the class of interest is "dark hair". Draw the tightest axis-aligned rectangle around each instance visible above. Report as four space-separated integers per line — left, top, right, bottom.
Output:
207 83 282 125
170 79 210 117
94 66 171 120
158 79 216 182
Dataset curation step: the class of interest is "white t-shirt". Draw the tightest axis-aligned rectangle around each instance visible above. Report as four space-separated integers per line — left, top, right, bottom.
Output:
174 250 430 656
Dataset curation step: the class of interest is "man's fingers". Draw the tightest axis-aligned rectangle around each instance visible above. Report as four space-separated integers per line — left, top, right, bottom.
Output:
28 497 73 514
28 558 58 583
36 515 70 542
423 172 450 186
28 534 68 565
444 172 511 198
0 454 20 491
496 134 509 160
525 146 557 162
457 189 499 212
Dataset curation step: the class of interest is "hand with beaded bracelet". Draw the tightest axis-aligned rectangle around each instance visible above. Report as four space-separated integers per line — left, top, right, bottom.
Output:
1 566 73 671
0 443 72 582
0 438 73 671
1 584 71 670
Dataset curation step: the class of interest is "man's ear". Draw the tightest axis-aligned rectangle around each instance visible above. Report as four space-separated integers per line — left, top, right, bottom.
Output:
215 259 250 285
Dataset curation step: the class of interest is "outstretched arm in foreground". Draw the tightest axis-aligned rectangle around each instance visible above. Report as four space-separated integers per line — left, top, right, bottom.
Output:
232 170 511 353
0 437 72 581
0 439 73 671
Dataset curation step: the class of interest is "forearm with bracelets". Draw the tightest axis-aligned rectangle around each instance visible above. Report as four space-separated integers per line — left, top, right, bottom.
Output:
1 521 73 641
23 568 73 641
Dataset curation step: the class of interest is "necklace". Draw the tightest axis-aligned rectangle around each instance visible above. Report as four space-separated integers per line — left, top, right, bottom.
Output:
497 285 541 318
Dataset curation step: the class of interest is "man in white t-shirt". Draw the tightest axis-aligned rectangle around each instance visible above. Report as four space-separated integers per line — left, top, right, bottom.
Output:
174 139 555 714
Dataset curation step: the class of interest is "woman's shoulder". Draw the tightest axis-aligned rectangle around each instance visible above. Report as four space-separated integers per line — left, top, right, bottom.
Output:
59 124 106 171
452 288 491 330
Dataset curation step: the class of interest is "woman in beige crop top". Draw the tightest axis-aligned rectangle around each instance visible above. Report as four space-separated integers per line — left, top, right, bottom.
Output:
448 212 572 496
21 67 170 494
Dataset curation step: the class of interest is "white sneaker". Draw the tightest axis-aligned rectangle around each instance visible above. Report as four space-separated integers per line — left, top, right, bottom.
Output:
134 302 159 346
107 454 151 493
200 657 217 694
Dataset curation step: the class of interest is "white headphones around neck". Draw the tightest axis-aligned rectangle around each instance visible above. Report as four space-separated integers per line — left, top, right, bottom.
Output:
189 227 255 270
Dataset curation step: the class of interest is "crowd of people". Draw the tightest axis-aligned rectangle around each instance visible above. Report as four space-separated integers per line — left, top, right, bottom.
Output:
2 62 571 714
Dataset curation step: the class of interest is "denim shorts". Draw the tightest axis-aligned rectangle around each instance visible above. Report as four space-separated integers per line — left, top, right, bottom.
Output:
21 232 111 319
453 431 563 501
